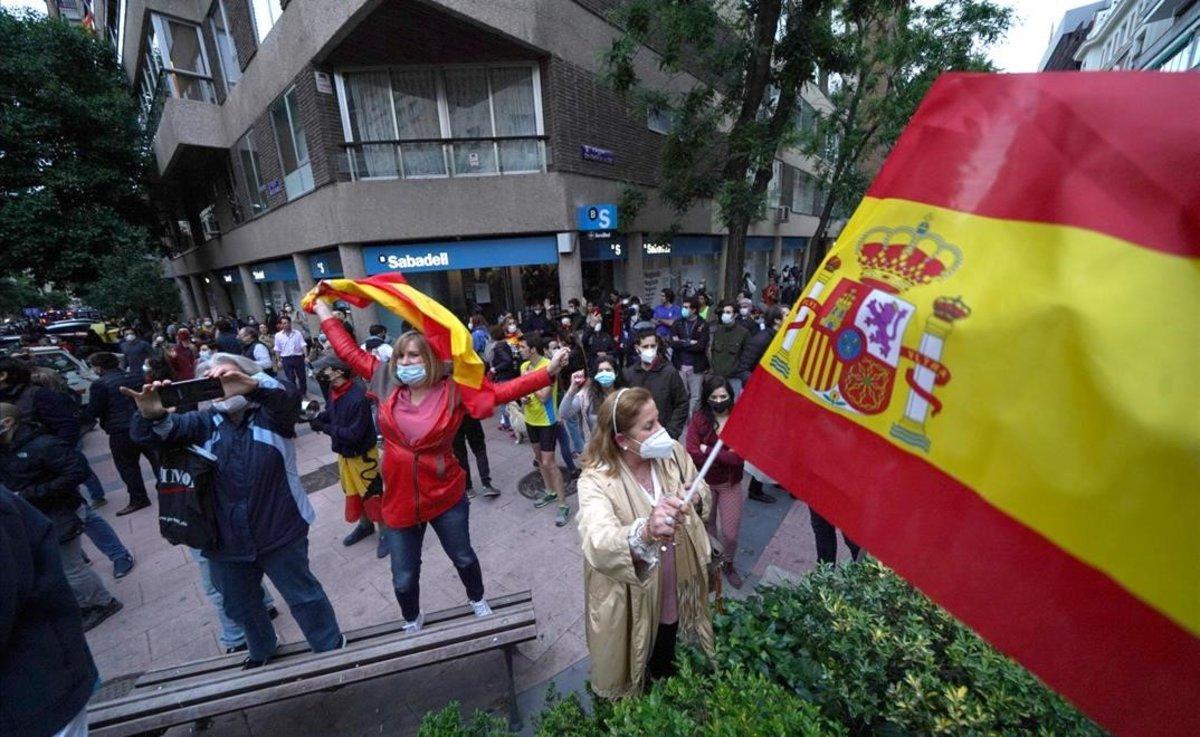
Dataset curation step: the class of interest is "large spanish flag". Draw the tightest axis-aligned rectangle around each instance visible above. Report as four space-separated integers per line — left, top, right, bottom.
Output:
301 272 494 414
722 72 1199 735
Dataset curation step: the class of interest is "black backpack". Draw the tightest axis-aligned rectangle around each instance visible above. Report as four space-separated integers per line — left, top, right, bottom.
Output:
155 445 220 549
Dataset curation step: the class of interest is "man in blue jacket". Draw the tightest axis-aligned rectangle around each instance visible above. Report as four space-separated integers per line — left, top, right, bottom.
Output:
0 484 99 737
127 353 344 668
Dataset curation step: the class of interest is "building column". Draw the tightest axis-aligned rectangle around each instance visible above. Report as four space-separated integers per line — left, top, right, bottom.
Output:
291 253 320 335
447 270 466 316
717 235 729 300
175 277 198 320
556 232 583 306
625 232 644 301
188 275 211 319
337 243 378 342
237 265 267 323
207 272 233 316
772 234 784 271
509 266 524 311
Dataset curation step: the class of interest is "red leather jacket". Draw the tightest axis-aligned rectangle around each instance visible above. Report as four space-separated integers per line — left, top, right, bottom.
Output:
323 318 551 527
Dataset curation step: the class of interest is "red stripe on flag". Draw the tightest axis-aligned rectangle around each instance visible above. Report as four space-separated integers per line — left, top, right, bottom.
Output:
867 72 1200 259
722 370 1200 737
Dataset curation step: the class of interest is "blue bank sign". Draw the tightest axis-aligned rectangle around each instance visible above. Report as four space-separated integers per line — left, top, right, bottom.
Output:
363 236 559 275
577 204 618 232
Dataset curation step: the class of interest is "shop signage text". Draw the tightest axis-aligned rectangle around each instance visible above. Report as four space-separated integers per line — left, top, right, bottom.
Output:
581 145 615 165
222 274 234 283
378 252 451 270
577 204 618 231
644 242 672 255
252 270 267 281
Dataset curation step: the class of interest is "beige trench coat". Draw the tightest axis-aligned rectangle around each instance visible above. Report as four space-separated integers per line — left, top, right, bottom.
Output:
576 442 714 699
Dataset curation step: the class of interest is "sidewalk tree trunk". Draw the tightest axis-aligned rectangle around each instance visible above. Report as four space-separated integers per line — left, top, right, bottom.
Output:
802 0 1012 276
603 0 837 301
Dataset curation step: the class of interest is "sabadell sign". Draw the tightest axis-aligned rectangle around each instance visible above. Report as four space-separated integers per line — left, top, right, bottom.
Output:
377 252 451 270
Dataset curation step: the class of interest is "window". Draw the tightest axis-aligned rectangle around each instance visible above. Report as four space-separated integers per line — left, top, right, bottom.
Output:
1158 34 1199 71
138 14 216 118
270 87 314 199
250 0 283 43
208 0 240 93
647 107 676 135
234 133 268 216
338 64 544 181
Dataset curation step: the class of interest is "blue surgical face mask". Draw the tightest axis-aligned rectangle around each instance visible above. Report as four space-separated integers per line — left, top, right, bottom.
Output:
395 363 427 385
680 307 692 318
595 370 616 387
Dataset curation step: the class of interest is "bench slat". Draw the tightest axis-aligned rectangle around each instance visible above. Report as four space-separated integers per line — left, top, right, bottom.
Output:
132 590 534 689
90 605 535 723
90 624 537 737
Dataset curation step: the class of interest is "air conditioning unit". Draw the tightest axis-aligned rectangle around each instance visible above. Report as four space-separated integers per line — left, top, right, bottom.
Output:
774 205 791 223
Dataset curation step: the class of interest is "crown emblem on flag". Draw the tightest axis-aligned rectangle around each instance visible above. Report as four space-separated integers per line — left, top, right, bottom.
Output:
933 295 972 322
855 220 963 293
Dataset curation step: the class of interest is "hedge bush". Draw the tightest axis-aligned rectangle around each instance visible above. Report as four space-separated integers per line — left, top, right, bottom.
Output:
419 560 1104 736
712 560 1104 736
419 662 841 736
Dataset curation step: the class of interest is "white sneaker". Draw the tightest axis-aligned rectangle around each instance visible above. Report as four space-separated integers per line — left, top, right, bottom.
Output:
471 598 493 618
401 611 424 633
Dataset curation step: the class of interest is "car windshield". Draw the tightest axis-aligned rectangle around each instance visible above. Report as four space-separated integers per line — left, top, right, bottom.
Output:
30 353 79 374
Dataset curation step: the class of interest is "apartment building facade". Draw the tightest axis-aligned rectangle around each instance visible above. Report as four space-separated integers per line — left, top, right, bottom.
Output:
1074 0 1200 71
119 0 832 336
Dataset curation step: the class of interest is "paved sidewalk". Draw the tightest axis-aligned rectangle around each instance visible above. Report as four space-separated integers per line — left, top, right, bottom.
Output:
79 414 826 734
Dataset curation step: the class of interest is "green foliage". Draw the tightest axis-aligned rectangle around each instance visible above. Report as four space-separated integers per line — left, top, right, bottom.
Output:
711 560 1104 736
804 0 1013 247
417 701 509 737
80 248 181 321
0 275 67 316
0 8 160 290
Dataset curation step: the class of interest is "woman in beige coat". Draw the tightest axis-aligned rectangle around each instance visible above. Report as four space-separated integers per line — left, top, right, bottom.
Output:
576 387 714 699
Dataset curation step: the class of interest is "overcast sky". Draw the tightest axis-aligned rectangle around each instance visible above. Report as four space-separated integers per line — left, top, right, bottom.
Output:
0 0 1087 72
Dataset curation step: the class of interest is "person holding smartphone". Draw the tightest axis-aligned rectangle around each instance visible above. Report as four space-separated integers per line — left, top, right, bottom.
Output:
124 353 343 668
312 295 568 633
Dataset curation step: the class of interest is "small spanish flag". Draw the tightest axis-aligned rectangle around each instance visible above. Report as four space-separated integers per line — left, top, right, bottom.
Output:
722 72 1200 736
301 272 493 413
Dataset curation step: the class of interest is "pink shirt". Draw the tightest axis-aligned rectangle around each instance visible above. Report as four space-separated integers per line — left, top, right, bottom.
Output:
390 380 449 443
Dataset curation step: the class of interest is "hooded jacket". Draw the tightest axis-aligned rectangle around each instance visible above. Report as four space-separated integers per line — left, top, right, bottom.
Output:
130 375 310 561
0 426 89 543
322 317 552 528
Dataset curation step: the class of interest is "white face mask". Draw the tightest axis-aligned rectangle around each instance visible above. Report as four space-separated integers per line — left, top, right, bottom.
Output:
199 349 212 360
739 307 750 317
212 395 248 415
631 427 674 460
639 348 657 365
592 322 601 332
720 312 734 325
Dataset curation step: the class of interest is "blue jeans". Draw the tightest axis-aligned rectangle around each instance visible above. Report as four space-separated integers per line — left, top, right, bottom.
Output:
556 424 577 472
191 549 276 650
383 494 483 622
564 414 585 455
83 506 129 563
206 537 342 662
75 439 105 502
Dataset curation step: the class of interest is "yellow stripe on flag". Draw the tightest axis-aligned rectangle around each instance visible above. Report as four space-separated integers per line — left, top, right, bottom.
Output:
766 196 1200 633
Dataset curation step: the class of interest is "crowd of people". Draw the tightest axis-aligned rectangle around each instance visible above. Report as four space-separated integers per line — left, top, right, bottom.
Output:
0 263 861 735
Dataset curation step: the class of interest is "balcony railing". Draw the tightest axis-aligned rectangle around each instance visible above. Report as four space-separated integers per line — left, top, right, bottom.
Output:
340 135 548 181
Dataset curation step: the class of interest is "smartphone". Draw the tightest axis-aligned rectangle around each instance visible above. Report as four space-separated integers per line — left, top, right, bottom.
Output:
159 377 224 408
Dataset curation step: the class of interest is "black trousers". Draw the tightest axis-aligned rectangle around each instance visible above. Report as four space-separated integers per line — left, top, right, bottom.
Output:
809 507 860 564
109 430 159 506
646 622 679 683
452 415 491 489
280 355 306 394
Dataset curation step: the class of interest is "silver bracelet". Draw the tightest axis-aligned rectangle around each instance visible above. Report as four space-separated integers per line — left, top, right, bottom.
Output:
628 518 660 567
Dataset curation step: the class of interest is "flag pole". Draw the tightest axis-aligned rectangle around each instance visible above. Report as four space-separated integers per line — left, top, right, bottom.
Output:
682 439 723 506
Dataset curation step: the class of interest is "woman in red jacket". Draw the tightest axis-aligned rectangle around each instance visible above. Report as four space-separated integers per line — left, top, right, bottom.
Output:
685 374 746 589
313 297 568 631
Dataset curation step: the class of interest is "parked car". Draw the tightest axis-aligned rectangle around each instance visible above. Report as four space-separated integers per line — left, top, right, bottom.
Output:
22 346 99 403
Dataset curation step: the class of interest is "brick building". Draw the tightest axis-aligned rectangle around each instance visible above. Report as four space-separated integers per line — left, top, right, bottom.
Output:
119 0 831 334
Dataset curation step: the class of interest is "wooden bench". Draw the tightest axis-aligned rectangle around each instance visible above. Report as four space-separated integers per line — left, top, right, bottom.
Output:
87 590 537 736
